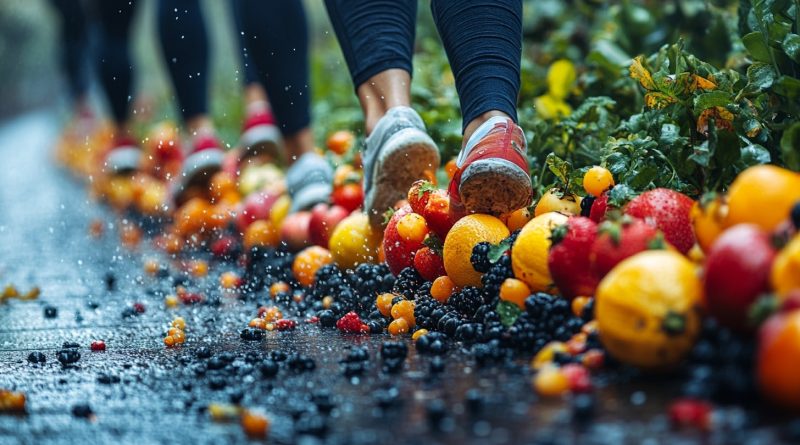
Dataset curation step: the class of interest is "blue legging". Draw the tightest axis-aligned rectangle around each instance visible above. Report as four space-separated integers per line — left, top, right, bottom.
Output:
324 0 522 132
50 0 92 102
233 0 311 136
95 0 209 123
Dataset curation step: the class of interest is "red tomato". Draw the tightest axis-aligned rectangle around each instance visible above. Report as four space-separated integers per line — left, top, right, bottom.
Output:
331 183 363 212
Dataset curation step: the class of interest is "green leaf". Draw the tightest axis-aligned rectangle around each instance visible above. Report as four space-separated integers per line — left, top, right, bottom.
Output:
782 33 800 63
545 153 572 186
715 129 741 166
607 184 636 207
497 300 522 328
628 164 659 189
780 122 800 170
487 238 513 264
742 31 772 62
689 141 712 167
746 62 776 89
740 143 772 166
659 123 688 148
693 91 733 111
773 75 800 99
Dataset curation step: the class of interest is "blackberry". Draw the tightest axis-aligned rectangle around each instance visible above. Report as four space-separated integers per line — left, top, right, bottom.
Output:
470 242 492 273
349 263 393 309
240 328 265 341
437 311 464 336
471 339 509 366
414 296 443 330
416 331 449 354
481 255 513 303
454 323 484 343
56 348 81 365
792 201 800 230
414 281 432 300
449 286 484 318
581 298 595 321
580 196 595 217
392 267 424 297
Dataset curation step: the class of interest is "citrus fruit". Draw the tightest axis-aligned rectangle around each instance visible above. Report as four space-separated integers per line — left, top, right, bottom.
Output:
511 212 569 293
328 212 382 270
326 130 355 155
243 220 279 250
725 165 800 232
757 309 800 409
505 207 533 232
772 234 800 298
443 214 510 287
292 246 333 287
691 197 726 252
534 188 582 216
595 250 703 369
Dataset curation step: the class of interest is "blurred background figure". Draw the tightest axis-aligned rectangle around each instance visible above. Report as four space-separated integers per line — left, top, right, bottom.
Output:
232 0 331 212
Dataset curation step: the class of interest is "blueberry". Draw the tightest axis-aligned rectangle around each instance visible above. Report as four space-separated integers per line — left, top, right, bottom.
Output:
27 352 46 364
43 306 58 319
260 359 279 378
71 404 93 418
195 346 213 359
240 328 264 341
318 310 336 328
56 349 80 365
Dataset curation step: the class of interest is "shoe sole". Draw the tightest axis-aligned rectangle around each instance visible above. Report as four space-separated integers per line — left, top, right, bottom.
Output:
105 147 141 175
240 124 282 162
459 159 532 215
365 128 440 227
175 149 224 204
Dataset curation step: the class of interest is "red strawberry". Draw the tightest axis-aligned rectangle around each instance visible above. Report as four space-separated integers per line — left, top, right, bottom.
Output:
703 224 776 331
382 204 424 275
589 191 610 223
624 188 696 254
590 217 663 278
561 363 593 393
668 398 713 430
407 180 437 215
423 190 456 239
413 246 446 281
548 216 599 300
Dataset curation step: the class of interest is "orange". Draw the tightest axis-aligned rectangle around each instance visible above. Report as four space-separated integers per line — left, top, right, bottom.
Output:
430 276 456 303
174 197 213 237
243 220 280 250
534 188 581 216
772 235 800 298
396 213 428 243
328 212 382 270
292 246 333 287
499 278 531 308
443 214 510 287
691 197 727 252
595 250 702 369
505 207 533 232
209 171 238 203
444 159 458 180
511 212 569 293
725 165 800 232
326 130 355 155
757 309 800 409
583 166 615 197
241 410 270 439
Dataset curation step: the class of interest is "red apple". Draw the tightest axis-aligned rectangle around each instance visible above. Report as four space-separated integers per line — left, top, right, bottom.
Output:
704 224 777 331
308 203 350 247
236 191 279 231
280 211 312 251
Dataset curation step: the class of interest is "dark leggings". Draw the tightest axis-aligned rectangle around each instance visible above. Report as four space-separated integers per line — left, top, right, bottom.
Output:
50 0 92 102
95 0 209 123
324 0 522 131
233 0 311 136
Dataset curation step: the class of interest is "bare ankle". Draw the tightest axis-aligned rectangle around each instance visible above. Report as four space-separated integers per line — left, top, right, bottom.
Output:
357 69 412 135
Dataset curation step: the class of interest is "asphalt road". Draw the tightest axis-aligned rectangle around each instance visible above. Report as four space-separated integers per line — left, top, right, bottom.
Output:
0 112 791 444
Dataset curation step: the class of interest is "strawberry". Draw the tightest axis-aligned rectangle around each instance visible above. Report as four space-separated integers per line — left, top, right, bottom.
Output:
382 204 425 275
423 190 457 239
624 188 696 254
407 180 437 215
548 216 599 300
590 217 663 278
668 398 713 430
589 191 610 223
413 246 446 281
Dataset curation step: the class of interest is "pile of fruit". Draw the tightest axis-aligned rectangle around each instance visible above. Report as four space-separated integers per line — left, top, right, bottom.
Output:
46 1 800 436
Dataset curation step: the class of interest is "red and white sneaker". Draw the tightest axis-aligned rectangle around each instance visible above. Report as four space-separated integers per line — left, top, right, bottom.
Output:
449 116 532 215
104 136 142 175
174 133 224 203
239 108 281 162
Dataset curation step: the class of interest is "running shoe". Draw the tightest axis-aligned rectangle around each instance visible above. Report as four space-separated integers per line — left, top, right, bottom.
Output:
285 152 333 213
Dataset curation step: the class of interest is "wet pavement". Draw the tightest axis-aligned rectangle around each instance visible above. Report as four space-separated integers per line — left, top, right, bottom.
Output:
0 112 793 444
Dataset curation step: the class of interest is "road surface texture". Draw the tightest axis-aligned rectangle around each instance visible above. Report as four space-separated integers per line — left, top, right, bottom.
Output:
0 111 793 444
